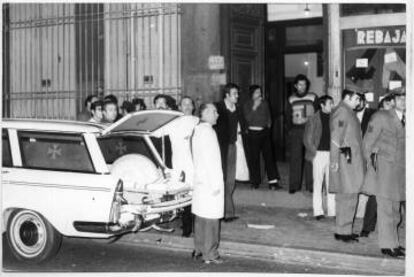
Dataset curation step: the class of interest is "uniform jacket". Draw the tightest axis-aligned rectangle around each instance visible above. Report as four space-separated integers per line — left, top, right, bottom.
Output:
303 110 323 161
214 101 247 175
362 109 405 201
329 102 365 193
191 122 225 219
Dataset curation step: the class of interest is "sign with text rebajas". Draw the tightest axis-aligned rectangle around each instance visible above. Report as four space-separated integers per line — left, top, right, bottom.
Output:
344 26 406 48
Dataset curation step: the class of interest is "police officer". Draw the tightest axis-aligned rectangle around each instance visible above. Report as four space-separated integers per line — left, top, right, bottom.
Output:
362 88 405 258
330 89 364 243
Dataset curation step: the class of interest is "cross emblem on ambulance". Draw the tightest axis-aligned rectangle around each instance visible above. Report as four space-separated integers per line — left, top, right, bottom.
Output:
115 141 127 155
47 144 62 160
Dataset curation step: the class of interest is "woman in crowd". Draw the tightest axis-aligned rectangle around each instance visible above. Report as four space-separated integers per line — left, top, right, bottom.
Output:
243 85 281 190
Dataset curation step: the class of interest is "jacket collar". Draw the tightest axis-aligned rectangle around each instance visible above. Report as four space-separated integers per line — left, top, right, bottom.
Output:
390 109 404 129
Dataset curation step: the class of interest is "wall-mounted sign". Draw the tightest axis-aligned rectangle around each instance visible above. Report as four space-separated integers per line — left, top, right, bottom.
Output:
208 55 225 70
354 26 406 46
356 58 368 68
344 26 406 48
389 80 402 90
384 51 397 64
365 92 374 102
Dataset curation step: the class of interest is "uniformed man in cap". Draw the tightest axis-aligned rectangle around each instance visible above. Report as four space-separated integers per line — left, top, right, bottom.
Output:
330 88 364 242
360 91 396 238
362 88 405 258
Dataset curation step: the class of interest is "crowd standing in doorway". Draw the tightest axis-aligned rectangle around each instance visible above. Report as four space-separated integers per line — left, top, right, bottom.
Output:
76 78 405 261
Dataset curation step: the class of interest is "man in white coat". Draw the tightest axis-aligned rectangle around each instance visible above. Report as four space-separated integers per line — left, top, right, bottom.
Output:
191 103 225 264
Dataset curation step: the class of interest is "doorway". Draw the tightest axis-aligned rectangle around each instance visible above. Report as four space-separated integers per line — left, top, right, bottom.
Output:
265 18 323 161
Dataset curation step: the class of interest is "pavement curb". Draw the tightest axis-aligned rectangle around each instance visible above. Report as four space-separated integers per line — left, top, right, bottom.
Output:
118 232 405 275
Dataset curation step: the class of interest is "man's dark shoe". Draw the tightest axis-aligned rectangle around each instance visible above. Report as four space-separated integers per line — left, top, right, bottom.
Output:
393 247 405 257
182 231 192 238
350 233 359 239
381 248 405 258
191 250 202 261
251 184 259 189
269 183 282 190
334 233 359 243
223 216 239 223
289 189 296 194
315 215 325 221
360 230 370 237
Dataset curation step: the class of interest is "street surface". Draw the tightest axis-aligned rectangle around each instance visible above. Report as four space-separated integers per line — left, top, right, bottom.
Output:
3 236 368 274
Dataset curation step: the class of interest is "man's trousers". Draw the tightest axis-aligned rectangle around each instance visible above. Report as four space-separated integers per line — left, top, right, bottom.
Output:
312 151 335 217
247 128 280 186
224 143 236 218
289 127 313 191
181 205 193 236
193 215 220 260
362 195 377 232
335 193 358 235
376 196 402 249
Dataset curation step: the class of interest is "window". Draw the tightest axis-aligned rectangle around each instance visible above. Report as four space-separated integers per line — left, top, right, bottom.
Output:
2 130 12 167
340 4 405 17
342 26 406 106
98 135 158 166
285 25 323 47
18 131 94 173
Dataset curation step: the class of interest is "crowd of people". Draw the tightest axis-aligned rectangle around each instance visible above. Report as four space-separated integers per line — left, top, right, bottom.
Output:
298 75 406 259
76 75 405 262
77 95 151 124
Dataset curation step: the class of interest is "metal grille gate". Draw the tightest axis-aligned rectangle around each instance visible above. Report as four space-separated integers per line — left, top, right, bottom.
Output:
3 3 182 119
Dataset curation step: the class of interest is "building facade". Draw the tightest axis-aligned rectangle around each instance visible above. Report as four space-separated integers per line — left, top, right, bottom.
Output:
2 2 412 161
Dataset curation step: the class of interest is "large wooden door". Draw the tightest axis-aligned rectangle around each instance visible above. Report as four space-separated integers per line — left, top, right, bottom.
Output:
221 4 265 105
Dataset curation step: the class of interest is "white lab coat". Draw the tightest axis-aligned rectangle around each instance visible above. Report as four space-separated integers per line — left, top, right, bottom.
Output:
167 115 199 186
235 124 249 181
191 122 225 219
153 115 199 186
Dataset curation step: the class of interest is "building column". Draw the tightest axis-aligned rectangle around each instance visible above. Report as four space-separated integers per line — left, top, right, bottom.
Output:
326 4 342 105
181 4 222 104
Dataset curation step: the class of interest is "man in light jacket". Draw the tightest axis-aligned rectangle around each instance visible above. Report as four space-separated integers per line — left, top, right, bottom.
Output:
191 103 225 264
303 95 335 220
330 89 364 243
362 89 405 258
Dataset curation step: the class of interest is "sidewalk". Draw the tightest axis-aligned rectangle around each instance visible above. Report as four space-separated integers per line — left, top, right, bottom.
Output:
119 163 405 275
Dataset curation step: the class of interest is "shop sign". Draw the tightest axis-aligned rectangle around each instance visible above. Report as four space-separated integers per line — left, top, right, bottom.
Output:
355 26 406 46
208 55 225 70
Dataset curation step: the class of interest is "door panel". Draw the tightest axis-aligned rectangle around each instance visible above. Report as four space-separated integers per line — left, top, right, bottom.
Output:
231 54 255 106
221 4 265 97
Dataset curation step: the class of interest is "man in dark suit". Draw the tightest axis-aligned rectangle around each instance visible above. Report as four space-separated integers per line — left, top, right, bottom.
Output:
354 93 376 237
362 89 405 258
214 83 247 222
355 93 376 136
